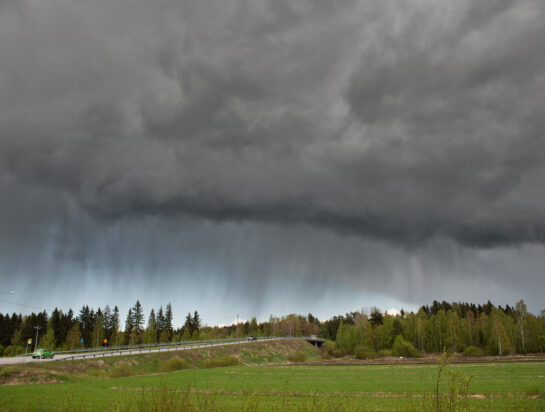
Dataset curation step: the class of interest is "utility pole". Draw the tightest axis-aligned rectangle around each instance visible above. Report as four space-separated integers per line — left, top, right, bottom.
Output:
33 326 41 351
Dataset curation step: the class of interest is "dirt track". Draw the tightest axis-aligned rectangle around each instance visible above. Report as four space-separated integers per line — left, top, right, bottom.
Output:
290 354 545 367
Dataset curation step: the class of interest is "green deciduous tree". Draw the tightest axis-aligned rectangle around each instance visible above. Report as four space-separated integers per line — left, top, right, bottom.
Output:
515 300 528 353
144 309 157 344
40 327 56 351
65 323 82 350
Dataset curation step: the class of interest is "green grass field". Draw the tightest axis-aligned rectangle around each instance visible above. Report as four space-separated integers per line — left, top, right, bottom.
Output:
1 360 544 411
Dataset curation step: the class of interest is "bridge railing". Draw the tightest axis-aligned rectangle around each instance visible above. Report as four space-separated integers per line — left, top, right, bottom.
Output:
26 336 325 362
53 337 285 362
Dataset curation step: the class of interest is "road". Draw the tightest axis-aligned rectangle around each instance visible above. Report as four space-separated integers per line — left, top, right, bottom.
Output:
0 338 283 366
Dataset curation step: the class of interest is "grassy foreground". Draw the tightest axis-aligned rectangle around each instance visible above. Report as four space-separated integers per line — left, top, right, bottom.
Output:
1 342 544 411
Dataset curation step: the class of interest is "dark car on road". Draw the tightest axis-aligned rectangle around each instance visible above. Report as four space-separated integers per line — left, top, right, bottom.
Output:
248 336 257 341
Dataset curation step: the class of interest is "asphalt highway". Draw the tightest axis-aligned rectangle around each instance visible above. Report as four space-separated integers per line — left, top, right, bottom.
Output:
0 338 282 366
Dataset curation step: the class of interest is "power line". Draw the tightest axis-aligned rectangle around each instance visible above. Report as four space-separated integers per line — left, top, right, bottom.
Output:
0 299 45 311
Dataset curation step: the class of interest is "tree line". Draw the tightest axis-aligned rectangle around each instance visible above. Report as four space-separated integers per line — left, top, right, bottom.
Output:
0 301 204 356
0 299 544 358
322 300 545 359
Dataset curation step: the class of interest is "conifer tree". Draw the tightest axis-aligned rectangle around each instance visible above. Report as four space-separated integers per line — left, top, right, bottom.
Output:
184 312 193 336
124 308 134 344
50 308 62 346
369 308 384 327
165 303 174 340
112 306 120 334
192 310 201 334
78 305 94 345
156 306 165 337
133 301 144 333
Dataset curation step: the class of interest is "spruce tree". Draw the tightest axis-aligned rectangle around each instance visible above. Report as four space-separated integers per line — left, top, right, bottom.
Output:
192 310 201 334
124 308 134 344
112 306 120 335
62 309 74 347
50 308 62 346
156 306 165 337
184 312 193 336
131 300 144 344
165 303 173 340
78 305 93 344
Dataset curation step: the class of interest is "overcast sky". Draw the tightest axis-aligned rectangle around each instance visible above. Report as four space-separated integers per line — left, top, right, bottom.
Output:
1 0 545 325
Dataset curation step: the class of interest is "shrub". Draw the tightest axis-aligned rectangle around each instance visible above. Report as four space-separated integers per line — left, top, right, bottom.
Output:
462 346 484 357
110 361 135 378
3 345 24 357
323 340 335 355
323 341 344 358
87 368 107 378
287 351 306 362
202 355 239 368
377 349 392 357
354 345 376 360
392 336 419 358
161 356 190 372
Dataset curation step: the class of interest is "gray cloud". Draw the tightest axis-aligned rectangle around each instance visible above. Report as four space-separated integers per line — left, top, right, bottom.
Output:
1 0 545 314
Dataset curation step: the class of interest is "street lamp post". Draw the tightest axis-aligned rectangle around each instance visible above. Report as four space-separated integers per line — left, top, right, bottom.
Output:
34 326 41 351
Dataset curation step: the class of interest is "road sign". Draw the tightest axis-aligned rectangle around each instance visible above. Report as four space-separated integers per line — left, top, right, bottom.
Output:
27 338 32 344
80 338 84 343
103 338 107 344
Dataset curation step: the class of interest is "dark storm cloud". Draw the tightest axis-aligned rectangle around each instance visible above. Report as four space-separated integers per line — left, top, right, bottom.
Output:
2 0 545 248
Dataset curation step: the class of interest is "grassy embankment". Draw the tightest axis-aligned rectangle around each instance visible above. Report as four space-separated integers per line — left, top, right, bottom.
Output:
0 340 318 384
1 340 544 411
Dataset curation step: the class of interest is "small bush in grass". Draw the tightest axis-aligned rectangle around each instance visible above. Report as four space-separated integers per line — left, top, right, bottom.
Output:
161 356 190 372
287 351 306 362
392 335 420 358
202 355 239 368
110 361 135 378
354 345 376 360
377 349 392 357
87 368 107 378
462 345 484 357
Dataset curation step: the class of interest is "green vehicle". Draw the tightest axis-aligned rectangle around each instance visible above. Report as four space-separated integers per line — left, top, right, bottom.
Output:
32 348 54 359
